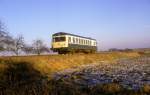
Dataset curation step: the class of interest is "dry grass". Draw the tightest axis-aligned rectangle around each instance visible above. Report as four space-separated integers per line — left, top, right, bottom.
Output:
0 52 149 95
101 83 122 93
0 52 139 75
142 84 150 93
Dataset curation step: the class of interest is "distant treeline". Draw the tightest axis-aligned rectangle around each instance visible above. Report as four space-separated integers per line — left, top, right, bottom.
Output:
108 48 133 52
109 48 150 54
0 20 50 56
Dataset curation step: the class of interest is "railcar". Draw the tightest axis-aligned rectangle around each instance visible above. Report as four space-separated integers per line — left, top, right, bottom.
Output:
51 32 97 54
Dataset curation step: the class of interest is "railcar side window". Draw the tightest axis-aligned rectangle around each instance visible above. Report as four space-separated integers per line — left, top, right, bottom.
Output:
89 41 91 45
54 37 66 42
87 40 89 45
86 40 88 45
95 42 97 46
79 39 81 44
73 37 75 43
93 42 95 46
81 39 83 45
76 38 78 44
68 37 71 43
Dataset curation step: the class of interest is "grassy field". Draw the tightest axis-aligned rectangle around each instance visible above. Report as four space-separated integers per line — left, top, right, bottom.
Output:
0 52 139 74
0 52 150 95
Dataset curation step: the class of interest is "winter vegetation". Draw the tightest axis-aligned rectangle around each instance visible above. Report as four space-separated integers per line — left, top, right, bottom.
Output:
0 52 150 95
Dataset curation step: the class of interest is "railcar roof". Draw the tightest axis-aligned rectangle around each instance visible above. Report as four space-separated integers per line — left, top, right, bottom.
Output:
53 32 96 40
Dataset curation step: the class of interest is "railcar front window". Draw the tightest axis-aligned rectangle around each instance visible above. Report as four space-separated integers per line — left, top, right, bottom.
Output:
53 37 66 42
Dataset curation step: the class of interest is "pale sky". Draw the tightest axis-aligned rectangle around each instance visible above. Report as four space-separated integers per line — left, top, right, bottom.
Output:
0 0 150 50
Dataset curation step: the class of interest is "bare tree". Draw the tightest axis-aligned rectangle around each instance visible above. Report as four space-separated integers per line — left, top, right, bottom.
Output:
0 20 4 32
0 20 14 52
32 39 49 55
0 20 6 51
12 35 25 56
0 21 3 51
23 44 33 54
0 20 8 37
